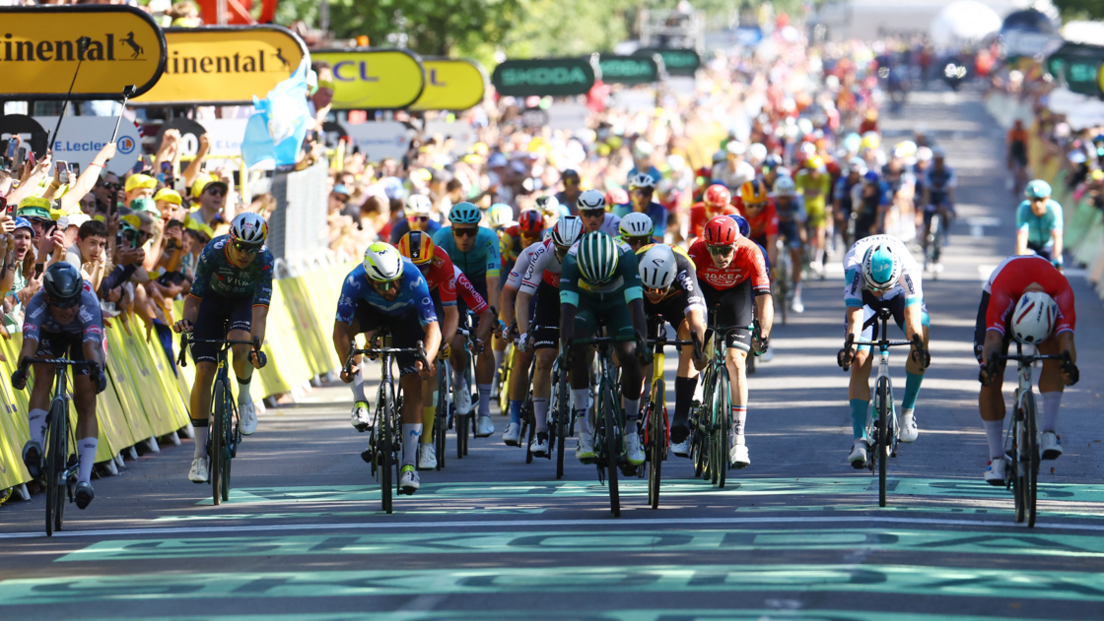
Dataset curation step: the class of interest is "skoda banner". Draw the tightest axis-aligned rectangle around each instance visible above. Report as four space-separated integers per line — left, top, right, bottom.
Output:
634 48 701 77
597 54 662 85
410 57 487 111
491 58 596 97
0 5 166 100
1046 42 1104 98
312 49 426 110
34 116 142 176
134 26 307 105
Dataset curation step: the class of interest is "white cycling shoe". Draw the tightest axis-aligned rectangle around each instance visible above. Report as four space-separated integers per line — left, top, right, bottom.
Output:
729 443 750 469
455 381 472 415
400 465 420 493
984 457 1007 486
791 294 805 314
899 411 919 443
848 439 868 469
576 431 595 461
502 422 521 446
417 444 437 470
671 438 691 458
351 401 372 432
239 402 258 436
624 432 645 466
188 457 209 483
475 415 495 438
530 431 549 456
1041 432 1063 460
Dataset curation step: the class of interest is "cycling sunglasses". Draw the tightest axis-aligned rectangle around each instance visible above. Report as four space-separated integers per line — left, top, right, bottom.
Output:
408 215 430 222
625 235 652 247
47 295 81 309
643 285 669 296
233 241 262 254
372 279 398 293
579 209 605 218
452 227 478 238
707 245 734 256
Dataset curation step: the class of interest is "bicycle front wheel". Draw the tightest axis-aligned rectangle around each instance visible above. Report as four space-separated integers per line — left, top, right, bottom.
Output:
647 379 665 509
875 376 891 507
716 367 731 489
211 379 228 506
44 400 68 536
601 382 621 518
380 381 394 514
1021 391 1039 527
554 368 569 480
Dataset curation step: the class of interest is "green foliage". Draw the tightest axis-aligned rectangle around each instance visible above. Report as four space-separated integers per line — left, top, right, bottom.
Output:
1051 0 1104 20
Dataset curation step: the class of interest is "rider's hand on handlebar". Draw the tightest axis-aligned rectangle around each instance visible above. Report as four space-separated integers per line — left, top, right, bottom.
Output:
754 335 770 356
438 343 452 361
340 362 360 384
837 345 855 371
11 367 28 391
415 359 435 380
1061 353 1079 386
173 319 193 333
979 355 1000 386
517 332 531 353
910 334 931 370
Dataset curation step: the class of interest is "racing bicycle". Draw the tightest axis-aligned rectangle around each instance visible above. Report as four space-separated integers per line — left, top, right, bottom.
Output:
641 325 699 509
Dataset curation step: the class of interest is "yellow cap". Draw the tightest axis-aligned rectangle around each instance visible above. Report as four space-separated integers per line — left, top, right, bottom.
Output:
124 174 157 193
153 188 183 205
184 215 215 239
191 173 228 199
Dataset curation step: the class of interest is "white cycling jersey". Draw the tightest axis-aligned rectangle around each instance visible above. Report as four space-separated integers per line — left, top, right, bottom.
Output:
842 234 924 308
520 240 565 295
505 241 545 291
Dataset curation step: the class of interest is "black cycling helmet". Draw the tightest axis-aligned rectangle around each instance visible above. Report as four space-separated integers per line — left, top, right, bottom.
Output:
43 262 84 306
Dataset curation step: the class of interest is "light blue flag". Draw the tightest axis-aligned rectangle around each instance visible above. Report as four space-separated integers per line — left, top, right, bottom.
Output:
242 56 314 167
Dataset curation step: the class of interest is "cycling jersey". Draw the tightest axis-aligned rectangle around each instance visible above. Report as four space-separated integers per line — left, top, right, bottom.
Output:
833 175 861 216
842 235 923 308
506 241 543 291
687 238 770 296
983 256 1075 336
498 223 523 273
795 169 831 226
771 194 807 224
924 165 957 206
190 235 275 307
388 218 442 245
734 197 779 242
336 261 437 327
433 225 501 280
415 247 488 313
689 203 738 240
520 240 565 293
22 282 103 344
612 201 668 237
636 243 704 311
1016 199 1063 248
881 164 915 195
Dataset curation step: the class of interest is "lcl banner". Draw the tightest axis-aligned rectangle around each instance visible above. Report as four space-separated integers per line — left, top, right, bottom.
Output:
312 49 426 110
409 57 487 111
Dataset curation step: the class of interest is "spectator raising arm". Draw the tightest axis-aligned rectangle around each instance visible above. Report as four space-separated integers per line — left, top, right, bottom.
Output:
7 154 52 205
182 133 211 190
60 142 117 214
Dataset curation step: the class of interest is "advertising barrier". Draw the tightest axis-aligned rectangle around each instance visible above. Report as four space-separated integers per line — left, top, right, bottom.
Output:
491 58 597 97
313 49 426 110
1045 42 1104 98
597 54 663 85
32 116 142 176
634 47 700 77
410 58 487 112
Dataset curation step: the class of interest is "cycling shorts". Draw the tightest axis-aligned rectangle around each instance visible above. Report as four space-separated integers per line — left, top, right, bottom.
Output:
806 201 828 228
644 291 692 338
700 279 754 352
777 221 802 249
531 280 560 350
973 290 1011 364
193 293 253 365
36 331 92 376
351 300 425 377
1026 242 1054 263
574 294 634 338
851 290 930 353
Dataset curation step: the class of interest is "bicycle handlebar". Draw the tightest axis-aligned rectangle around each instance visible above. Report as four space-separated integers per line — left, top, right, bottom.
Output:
983 350 1077 385
344 340 428 375
177 334 262 369
20 356 97 369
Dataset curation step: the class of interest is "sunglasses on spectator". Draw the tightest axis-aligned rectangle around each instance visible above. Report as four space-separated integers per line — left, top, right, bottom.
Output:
232 241 262 254
101 182 121 191
452 227 478 238
707 245 734 256
206 189 226 197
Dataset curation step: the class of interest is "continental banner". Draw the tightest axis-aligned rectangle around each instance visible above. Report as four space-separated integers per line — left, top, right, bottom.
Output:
491 58 596 97
134 26 307 105
312 49 426 110
0 5 166 100
409 57 487 111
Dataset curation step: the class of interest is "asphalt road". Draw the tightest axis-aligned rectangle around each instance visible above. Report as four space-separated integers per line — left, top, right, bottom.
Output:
3 86 1104 621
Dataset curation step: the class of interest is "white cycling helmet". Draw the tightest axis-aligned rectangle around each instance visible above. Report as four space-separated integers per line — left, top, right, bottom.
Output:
748 142 768 162
362 242 404 282
1010 291 1058 344
726 140 746 156
577 189 606 212
619 212 653 238
916 147 933 162
638 244 677 290
628 173 656 191
229 212 268 245
773 175 796 197
404 194 432 216
861 242 902 293
551 215 584 248
488 203 514 228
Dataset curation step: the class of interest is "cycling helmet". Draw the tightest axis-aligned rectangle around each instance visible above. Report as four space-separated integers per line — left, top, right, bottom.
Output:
448 201 481 225
748 143 768 162
605 187 629 206
517 209 544 236
805 155 824 170
362 242 404 282
628 173 656 191
740 179 770 205
619 212 653 238
43 262 84 306
763 154 783 170
726 140 746 156
1010 291 1059 344
731 214 751 238
577 189 606 212
773 175 797 197
704 184 731 208
535 195 560 215
576 231 620 284
848 156 868 175
639 244 677 290
551 215 584 248
397 231 435 266
703 215 739 246
861 243 902 293
931 145 946 159
404 194 432 216
863 170 880 184
229 212 268 245
1024 180 1052 200
488 203 513 228
916 147 933 162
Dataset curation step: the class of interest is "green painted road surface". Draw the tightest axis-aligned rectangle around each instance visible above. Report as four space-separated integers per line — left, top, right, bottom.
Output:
2 91 1104 621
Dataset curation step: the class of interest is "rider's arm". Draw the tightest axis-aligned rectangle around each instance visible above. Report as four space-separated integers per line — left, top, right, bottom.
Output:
499 284 517 327
482 229 502 323
516 290 533 335
1051 201 1064 265
559 253 580 346
845 305 864 342
1015 228 1030 255
180 294 201 327
766 234 778 268
250 305 269 345
440 305 459 345
1057 331 1076 364
421 320 441 368
754 292 774 340
902 303 924 342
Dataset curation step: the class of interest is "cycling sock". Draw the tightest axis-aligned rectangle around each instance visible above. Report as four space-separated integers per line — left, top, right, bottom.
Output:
193 423 209 459
623 398 640 434
902 371 923 411
236 376 252 406
401 424 422 467
453 365 465 389
494 349 505 374
534 398 549 432
508 400 523 425
732 405 747 445
28 408 47 446
421 407 435 444
572 388 591 435
77 437 98 484
477 384 492 416
850 399 869 440
983 419 1004 460
673 376 697 428
351 373 367 403
1041 391 1062 433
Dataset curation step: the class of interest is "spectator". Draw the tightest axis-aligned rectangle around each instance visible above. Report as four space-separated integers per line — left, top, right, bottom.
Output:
125 173 157 205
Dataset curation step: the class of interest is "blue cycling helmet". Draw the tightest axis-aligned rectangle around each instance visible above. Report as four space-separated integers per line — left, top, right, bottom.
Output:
449 201 481 225
728 214 751 238
1024 180 1051 200
863 170 880 184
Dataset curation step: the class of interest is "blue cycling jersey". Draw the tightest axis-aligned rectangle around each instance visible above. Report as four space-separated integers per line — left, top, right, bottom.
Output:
433 226 501 279
612 201 668 237
389 218 442 245
336 261 437 326
1016 199 1063 247
190 235 275 306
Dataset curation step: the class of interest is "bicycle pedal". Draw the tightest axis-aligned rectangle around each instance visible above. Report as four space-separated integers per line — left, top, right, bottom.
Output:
360 449 375 464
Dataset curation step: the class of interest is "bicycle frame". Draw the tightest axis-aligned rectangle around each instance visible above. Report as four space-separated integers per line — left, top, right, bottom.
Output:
33 356 92 536
643 325 698 509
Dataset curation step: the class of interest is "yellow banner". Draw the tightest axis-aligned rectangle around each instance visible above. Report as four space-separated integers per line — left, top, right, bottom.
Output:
410 58 486 111
0 6 166 100
313 49 425 110
134 26 306 105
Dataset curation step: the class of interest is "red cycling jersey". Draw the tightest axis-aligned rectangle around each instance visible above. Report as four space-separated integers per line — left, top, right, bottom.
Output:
419 248 489 313
688 237 770 295
689 202 738 240
985 256 1075 336
734 196 779 241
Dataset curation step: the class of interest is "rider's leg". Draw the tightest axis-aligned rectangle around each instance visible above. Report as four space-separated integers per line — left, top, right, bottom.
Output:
814 223 827 269
725 346 748 444
533 347 556 431
399 373 423 469
228 328 255 408
190 361 217 458
617 341 643 435
979 363 1007 460
673 319 699 441
1037 337 1065 433
507 348 534 427
27 364 56 447
492 332 507 383
569 327 595 436
421 373 437 445
848 349 873 440
73 374 100 484
475 346 495 417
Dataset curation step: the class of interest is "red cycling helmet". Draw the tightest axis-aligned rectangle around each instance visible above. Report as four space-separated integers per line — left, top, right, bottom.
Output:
517 209 545 236
704 184 731 209
703 215 739 246
605 188 629 206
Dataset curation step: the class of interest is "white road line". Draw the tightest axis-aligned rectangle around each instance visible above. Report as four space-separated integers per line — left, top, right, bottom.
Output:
5 514 1104 541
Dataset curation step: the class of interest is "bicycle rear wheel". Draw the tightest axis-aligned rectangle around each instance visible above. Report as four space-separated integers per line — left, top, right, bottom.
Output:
436 369 448 471
380 382 394 514
554 367 569 480
716 370 731 489
647 379 665 509
601 382 621 518
211 379 228 506
1021 392 1040 527
523 396 535 463
44 400 68 536
875 376 891 507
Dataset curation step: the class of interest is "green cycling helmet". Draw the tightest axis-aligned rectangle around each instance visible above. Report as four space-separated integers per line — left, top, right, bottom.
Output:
576 231 620 284
449 201 482 225
1024 180 1051 200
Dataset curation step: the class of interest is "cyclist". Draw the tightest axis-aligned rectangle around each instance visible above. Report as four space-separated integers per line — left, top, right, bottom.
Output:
614 173 668 237
772 175 808 313
920 146 956 261
833 157 866 248
851 171 890 241
686 216 773 468
395 231 494 469
617 212 662 252
577 189 621 237
1015 180 1063 269
560 231 651 465
734 179 779 269
173 213 272 484
976 256 1078 483
433 202 502 437
689 184 738 241
535 195 570 228
836 236 930 468
16 262 106 510
1007 119 1029 197
554 169 582 215
333 243 441 493
388 195 441 244
492 207 543 400
795 156 832 276
636 243 707 457
514 216 585 455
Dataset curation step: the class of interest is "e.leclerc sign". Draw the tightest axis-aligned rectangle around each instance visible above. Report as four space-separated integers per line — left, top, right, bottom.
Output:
492 58 595 97
634 48 700 77
0 5 166 100
597 54 661 85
